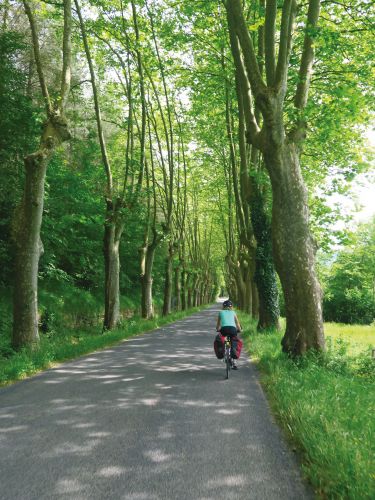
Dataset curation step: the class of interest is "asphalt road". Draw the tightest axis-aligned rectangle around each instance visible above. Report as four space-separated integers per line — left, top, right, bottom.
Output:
0 304 313 500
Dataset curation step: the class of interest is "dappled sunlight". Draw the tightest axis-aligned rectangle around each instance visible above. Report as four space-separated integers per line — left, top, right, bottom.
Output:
183 399 225 408
121 376 145 382
54 369 86 374
44 378 70 384
97 465 129 477
73 422 96 429
222 428 239 434
88 431 111 438
139 398 160 406
144 449 173 463
42 439 102 458
0 305 310 499
216 408 241 416
122 493 159 500
206 475 248 487
55 478 84 494
0 425 28 433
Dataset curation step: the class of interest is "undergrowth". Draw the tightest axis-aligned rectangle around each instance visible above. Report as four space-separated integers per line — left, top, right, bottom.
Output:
240 314 375 499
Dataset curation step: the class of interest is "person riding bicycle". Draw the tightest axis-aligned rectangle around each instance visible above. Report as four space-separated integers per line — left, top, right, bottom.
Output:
216 300 242 369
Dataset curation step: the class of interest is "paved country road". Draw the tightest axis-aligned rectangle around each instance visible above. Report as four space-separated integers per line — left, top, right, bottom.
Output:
0 304 313 500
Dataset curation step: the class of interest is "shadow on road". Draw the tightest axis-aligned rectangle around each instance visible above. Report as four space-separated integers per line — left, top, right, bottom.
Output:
0 307 312 500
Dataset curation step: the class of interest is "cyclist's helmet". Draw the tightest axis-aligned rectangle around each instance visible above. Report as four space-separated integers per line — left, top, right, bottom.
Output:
223 300 233 308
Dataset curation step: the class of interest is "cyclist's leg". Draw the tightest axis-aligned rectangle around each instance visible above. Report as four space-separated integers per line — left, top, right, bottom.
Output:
227 328 239 368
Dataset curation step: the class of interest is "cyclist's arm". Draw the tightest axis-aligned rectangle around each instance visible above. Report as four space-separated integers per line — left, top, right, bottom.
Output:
234 314 242 331
216 315 221 332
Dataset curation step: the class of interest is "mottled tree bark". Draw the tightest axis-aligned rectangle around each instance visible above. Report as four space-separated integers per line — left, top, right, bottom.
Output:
103 201 124 330
265 143 324 351
174 264 181 311
181 266 187 310
141 245 156 319
162 242 174 316
251 281 259 319
13 120 67 348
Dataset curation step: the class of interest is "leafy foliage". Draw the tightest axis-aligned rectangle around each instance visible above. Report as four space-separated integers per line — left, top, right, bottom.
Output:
0 30 40 284
322 217 375 324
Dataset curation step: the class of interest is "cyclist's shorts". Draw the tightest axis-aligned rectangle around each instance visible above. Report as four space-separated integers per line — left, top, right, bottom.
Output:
220 326 237 337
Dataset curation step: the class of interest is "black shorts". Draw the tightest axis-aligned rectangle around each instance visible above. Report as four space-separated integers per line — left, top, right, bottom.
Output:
220 326 237 338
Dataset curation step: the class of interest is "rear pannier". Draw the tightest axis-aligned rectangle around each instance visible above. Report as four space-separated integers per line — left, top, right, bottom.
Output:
231 337 243 359
213 333 225 359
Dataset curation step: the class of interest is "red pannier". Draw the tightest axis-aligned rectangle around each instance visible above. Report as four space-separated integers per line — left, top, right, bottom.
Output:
231 336 243 359
213 334 243 360
214 333 225 359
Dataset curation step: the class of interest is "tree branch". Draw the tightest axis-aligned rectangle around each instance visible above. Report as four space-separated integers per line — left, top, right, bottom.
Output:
264 0 277 86
226 0 266 98
275 0 297 89
74 0 113 197
227 9 262 149
23 0 52 114
60 0 72 111
294 0 321 109
131 0 147 203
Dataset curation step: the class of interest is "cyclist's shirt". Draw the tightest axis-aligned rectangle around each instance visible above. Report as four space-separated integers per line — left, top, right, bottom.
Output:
219 310 236 328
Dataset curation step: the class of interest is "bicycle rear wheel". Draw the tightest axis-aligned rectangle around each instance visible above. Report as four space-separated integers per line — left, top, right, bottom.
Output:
225 348 230 379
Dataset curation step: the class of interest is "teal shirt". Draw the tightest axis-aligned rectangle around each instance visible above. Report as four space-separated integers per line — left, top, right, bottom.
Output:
219 310 236 328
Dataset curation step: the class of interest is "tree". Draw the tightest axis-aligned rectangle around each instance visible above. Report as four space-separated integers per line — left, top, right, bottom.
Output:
226 0 325 355
12 0 72 349
75 0 148 329
322 217 375 324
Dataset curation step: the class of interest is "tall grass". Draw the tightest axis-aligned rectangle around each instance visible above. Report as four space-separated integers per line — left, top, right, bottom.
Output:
324 322 375 355
240 314 375 499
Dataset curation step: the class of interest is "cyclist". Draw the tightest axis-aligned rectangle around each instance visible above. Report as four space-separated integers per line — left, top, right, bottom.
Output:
216 300 242 369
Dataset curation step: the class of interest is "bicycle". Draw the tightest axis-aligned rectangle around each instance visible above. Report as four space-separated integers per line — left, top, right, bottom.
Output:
223 335 233 379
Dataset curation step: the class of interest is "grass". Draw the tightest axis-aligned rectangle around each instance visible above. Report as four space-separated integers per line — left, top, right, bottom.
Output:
240 314 375 499
277 319 375 354
0 306 207 387
324 322 375 355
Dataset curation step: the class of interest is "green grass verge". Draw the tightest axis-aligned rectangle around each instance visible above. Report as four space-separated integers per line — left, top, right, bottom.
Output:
239 313 375 499
0 306 207 387
324 322 375 355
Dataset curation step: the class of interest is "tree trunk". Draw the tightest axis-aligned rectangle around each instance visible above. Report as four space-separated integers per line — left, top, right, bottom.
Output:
243 273 252 315
264 142 324 354
162 242 174 316
174 264 181 311
141 245 156 319
12 116 70 349
252 280 259 319
103 203 124 330
226 0 323 353
187 273 193 308
193 275 199 307
139 228 156 321
13 155 48 349
103 229 120 330
203 281 209 305
181 266 187 310
199 280 205 306
233 258 248 312
251 182 280 329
